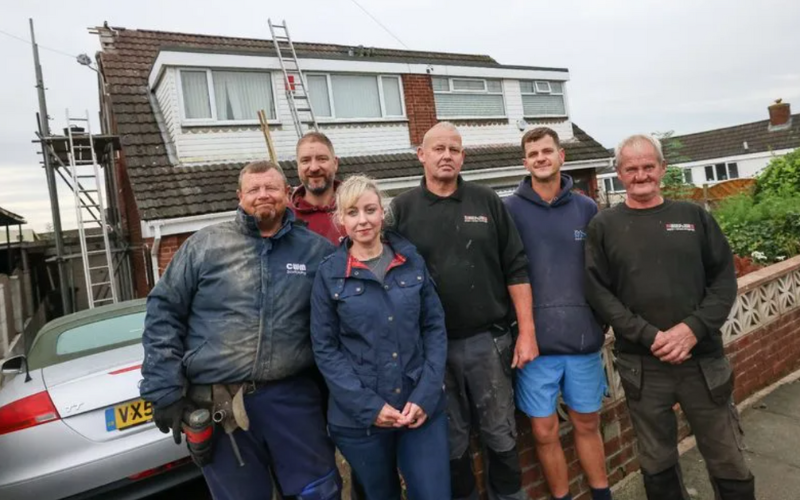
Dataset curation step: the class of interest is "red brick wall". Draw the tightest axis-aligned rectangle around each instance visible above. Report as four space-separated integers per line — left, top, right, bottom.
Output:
402 74 438 146
727 307 800 403
142 233 193 285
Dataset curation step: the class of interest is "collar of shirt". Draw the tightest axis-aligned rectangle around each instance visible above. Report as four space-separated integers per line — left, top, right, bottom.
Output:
421 174 465 204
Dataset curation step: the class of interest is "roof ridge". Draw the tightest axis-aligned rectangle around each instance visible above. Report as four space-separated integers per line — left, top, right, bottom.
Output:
97 26 498 62
672 113 800 140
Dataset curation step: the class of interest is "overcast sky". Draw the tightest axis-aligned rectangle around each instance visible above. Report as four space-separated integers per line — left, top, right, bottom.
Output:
2 0 799 231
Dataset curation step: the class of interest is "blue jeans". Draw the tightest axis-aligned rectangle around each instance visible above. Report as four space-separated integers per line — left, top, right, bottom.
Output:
329 406 450 500
201 374 340 500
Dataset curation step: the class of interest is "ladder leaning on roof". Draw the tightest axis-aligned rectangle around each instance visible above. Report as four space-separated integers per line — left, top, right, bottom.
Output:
268 19 319 138
65 109 118 309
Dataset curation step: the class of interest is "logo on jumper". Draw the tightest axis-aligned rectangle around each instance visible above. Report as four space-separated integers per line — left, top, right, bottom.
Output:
665 223 695 232
286 263 307 275
464 215 489 223
574 229 587 241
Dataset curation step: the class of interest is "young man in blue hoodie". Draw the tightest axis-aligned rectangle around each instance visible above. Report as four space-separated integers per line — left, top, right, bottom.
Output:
504 128 611 500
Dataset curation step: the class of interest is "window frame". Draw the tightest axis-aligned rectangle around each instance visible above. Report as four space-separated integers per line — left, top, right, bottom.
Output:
303 72 407 122
602 176 626 194
431 76 507 120
176 68 280 126
519 79 568 118
703 162 740 183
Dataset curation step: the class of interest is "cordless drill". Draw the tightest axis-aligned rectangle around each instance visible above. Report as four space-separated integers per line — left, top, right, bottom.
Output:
182 408 214 467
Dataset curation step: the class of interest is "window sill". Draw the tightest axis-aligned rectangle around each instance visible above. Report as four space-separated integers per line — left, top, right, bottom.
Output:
181 120 280 128
438 116 508 121
316 117 408 125
523 115 569 120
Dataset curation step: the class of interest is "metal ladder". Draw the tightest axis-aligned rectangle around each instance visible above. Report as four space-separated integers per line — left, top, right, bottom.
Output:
268 19 319 138
65 110 118 308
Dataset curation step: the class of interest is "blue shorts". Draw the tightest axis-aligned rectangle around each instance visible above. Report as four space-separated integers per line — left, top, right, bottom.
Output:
515 352 607 418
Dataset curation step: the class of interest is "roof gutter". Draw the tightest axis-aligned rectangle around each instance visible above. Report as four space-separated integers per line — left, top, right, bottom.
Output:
141 210 236 239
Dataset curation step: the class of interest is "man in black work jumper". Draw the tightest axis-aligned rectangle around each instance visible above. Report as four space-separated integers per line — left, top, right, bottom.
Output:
390 122 538 500
584 134 755 500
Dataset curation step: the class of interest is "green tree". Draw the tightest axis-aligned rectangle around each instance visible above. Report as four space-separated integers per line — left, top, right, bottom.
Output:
654 131 694 200
754 148 800 198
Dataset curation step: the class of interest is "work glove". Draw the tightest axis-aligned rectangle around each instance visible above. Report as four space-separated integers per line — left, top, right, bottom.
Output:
153 397 193 445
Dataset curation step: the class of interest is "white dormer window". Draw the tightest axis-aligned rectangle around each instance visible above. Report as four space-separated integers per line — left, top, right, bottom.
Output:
431 77 505 119
519 80 567 117
178 69 277 124
305 73 405 120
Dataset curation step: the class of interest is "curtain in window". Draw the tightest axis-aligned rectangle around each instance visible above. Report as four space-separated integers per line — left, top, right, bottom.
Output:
381 77 403 116
307 75 332 117
212 71 274 121
434 94 505 117
522 95 566 116
181 71 212 119
331 75 381 118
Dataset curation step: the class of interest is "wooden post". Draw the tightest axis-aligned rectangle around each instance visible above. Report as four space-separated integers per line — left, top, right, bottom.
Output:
258 110 278 163
702 183 711 211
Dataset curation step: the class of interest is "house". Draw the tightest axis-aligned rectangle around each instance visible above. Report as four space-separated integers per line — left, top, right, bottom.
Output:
91 25 612 297
598 100 800 204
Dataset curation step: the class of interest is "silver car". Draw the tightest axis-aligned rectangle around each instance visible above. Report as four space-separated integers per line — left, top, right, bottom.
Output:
0 299 201 500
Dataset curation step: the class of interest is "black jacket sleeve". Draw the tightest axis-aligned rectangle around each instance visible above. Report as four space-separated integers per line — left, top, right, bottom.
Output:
584 217 660 348
681 210 737 340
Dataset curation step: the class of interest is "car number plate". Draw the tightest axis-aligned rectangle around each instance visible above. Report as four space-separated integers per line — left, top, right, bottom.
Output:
105 399 153 431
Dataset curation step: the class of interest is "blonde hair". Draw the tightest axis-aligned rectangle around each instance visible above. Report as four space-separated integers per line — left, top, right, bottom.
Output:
334 175 386 225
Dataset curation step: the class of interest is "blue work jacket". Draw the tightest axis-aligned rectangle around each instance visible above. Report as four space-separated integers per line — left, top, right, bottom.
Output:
310 231 447 428
141 207 334 408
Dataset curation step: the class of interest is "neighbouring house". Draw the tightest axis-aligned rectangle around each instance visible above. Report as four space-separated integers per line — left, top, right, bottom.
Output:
598 100 800 204
91 25 612 296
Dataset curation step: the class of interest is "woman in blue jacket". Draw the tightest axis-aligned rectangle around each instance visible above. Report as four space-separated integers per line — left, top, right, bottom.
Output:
310 175 449 500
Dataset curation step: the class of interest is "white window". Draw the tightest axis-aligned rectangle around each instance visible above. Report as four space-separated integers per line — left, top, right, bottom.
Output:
602 177 625 193
683 169 694 184
431 77 506 118
305 74 405 120
704 162 740 182
519 80 567 117
179 69 276 123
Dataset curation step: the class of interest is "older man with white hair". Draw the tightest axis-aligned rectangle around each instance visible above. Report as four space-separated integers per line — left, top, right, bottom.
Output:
390 122 538 500
584 135 755 500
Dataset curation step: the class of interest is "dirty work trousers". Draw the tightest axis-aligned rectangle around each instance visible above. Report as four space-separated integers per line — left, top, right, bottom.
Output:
615 353 755 500
329 401 451 500
446 331 526 500
201 372 341 500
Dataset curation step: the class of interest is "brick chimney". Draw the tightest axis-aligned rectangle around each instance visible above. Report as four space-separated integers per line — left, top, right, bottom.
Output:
768 98 791 129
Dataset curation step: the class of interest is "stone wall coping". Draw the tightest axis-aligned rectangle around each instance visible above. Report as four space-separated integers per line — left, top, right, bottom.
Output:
737 255 800 294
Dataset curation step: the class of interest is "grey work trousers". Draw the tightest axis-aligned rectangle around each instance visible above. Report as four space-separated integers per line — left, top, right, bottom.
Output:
615 353 754 500
446 331 526 500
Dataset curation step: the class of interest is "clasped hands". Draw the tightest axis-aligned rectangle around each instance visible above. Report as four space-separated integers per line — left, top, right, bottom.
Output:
374 402 427 429
651 322 698 365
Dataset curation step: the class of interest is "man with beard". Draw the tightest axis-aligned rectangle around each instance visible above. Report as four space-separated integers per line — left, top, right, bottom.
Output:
141 161 341 500
585 135 755 500
292 132 346 245
292 132 367 500
504 127 610 500
390 122 538 500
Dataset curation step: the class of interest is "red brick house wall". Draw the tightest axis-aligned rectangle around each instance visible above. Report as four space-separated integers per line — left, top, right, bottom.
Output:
402 74 438 146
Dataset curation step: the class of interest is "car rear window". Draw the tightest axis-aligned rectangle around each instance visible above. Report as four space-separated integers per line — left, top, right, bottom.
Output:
55 312 146 355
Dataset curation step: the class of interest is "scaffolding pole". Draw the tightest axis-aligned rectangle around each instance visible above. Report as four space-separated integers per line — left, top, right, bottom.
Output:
31 18 72 315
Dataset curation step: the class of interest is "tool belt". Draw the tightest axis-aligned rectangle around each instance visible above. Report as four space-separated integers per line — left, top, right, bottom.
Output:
187 383 251 466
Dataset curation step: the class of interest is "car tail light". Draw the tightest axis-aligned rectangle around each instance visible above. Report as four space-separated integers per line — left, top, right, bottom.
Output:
0 391 60 436
128 457 193 481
